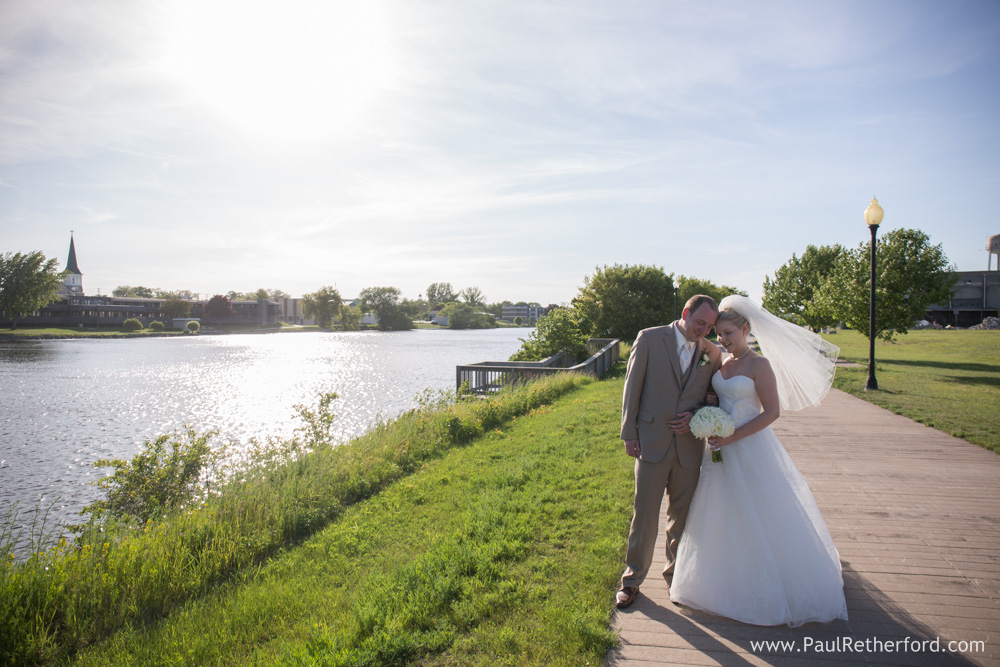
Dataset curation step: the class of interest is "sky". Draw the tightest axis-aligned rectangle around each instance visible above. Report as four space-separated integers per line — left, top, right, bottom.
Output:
1 0 998 305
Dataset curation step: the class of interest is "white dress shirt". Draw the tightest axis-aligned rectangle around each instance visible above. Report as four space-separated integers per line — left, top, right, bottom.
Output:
674 324 697 373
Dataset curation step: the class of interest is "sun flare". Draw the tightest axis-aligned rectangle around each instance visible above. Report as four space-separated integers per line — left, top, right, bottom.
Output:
157 0 397 143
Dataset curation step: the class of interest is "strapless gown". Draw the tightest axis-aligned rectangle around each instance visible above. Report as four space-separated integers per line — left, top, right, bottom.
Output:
669 372 848 626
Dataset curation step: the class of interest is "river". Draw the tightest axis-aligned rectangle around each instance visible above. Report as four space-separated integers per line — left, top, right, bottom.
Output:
0 328 527 530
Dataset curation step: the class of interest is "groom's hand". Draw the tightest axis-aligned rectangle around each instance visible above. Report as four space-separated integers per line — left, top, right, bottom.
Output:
623 439 641 457
668 411 694 434
705 391 719 407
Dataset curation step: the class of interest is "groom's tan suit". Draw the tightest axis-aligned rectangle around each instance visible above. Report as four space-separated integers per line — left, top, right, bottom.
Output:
620 322 722 588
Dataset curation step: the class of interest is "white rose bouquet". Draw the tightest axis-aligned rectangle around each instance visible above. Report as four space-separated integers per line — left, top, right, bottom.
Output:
689 406 735 463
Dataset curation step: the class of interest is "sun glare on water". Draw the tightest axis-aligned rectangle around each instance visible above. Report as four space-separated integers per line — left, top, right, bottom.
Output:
157 0 397 143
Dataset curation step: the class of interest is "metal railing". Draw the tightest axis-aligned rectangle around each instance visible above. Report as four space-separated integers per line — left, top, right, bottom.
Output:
456 337 620 394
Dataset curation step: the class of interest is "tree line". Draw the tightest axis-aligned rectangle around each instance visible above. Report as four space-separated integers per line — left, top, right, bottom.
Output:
112 286 291 302
300 282 538 331
762 227 954 342
511 226 954 361
2 227 956 338
510 265 746 362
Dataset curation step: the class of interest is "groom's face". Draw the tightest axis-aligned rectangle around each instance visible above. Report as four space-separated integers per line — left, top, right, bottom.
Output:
682 304 718 341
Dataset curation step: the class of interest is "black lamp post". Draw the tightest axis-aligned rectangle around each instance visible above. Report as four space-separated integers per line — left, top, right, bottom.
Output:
864 197 884 390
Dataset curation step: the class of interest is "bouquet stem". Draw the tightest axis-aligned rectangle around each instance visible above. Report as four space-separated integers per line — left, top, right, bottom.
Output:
711 449 723 463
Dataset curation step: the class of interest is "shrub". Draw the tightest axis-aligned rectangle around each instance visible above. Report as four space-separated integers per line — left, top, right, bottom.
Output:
122 318 143 332
186 321 200 333
83 429 215 525
148 321 165 331
510 308 587 362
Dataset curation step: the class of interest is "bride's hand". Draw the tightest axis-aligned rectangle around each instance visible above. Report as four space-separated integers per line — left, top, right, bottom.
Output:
708 434 735 449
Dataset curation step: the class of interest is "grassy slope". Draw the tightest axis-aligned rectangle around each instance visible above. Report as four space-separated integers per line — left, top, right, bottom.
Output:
823 329 1000 453
72 370 633 666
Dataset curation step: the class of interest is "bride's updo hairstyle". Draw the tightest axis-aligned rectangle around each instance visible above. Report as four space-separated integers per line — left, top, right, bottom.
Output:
716 307 749 335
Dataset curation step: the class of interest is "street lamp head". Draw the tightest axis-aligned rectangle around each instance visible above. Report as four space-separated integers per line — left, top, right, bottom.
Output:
864 196 884 227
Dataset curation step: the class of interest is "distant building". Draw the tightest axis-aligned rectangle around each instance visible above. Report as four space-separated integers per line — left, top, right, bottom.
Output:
925 270 999 327
276 297 315 325
501 305 548 323
924 237 1000 327
0 235 280 328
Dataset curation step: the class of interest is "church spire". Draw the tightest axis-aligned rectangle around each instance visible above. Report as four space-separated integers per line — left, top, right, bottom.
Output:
66 232 82 275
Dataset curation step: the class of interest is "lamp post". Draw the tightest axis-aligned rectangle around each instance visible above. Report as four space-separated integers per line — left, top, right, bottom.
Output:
864 197 884 390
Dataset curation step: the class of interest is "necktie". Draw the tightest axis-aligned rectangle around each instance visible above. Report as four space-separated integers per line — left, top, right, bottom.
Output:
681 341 696 372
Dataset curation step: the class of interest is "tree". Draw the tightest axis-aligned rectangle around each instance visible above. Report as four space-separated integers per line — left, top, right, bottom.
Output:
157 288 196 300
204 294 235 319
399 298 426 320
510 307 588 362
460 286 485 307
816 228 955 342
359 286 413 330
426 282 458 307
339 304 362 331
160 296 191 321
113 286 156 298
440 302 496 329
572 264 674 343
762 245 844 330
673 275 748 320
301 286 343 329
0 251 62 329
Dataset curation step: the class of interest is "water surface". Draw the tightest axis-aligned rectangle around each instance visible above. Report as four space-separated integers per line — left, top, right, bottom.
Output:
0 328 526 528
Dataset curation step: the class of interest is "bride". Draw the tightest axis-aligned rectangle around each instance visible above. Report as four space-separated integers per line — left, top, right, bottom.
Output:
668 295 848 626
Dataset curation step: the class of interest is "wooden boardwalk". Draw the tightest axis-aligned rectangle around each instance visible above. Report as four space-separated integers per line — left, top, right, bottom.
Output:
607 388 1000 666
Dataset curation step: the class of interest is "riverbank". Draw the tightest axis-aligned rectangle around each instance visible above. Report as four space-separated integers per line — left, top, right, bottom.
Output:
2 322 534 339
64 368 632 665
2 371 623 665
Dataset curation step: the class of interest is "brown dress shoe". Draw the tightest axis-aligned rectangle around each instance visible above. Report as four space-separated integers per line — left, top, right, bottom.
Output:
615 586 639 609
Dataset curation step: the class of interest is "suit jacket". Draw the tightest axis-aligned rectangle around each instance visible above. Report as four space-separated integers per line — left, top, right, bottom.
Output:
620 323 723 468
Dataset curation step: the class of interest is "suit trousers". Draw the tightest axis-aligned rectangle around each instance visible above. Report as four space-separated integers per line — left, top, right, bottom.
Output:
621 444 701 588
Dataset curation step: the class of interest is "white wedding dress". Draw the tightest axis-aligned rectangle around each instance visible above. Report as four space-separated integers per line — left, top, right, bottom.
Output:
669 371 848 626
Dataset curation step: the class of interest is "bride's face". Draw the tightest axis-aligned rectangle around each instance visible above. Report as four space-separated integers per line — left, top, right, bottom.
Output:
716 320 749 354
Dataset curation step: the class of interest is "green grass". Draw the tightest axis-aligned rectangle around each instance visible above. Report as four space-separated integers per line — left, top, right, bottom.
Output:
823 329 1000 453
1 372 628 665
67 370 631 665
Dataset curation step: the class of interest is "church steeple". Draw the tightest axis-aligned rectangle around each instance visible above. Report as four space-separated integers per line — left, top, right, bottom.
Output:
62 233 84 296
66 233 82 275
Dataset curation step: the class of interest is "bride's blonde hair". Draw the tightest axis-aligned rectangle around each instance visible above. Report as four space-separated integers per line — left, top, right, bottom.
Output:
716 307 749 333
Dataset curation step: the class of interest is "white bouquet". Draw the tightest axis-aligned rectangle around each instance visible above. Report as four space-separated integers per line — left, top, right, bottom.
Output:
689 406 735 463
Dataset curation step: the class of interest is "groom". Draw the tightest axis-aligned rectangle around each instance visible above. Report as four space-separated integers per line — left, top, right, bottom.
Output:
616 294 722 609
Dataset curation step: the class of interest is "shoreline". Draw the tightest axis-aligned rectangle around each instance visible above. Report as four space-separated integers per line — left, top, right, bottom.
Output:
0 324 532 340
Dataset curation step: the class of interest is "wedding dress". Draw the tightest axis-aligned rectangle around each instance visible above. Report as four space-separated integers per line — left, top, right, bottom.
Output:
669 370 849 626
